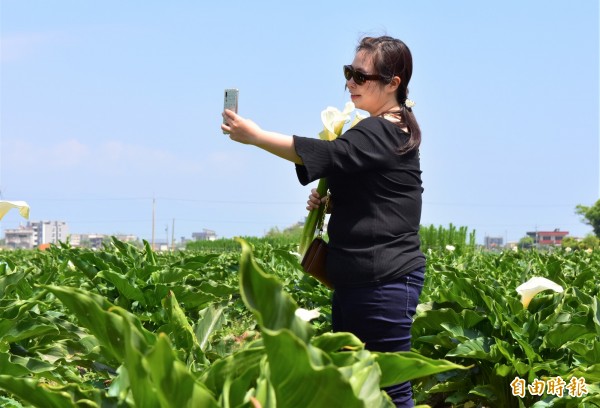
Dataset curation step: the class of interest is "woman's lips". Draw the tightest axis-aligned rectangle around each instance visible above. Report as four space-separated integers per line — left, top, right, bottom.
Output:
350 94 359 100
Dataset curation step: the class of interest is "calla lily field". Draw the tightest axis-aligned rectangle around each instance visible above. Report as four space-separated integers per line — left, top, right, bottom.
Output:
0 231 598 407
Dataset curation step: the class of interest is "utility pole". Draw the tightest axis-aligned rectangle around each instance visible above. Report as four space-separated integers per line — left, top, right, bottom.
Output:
171 218 175 251
165 224 169 252
152 197 155 250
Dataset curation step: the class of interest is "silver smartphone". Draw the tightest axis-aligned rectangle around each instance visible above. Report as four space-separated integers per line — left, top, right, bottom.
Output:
223 88 239 134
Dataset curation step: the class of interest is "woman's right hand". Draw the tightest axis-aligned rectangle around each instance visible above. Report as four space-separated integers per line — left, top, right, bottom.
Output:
306 188 329 211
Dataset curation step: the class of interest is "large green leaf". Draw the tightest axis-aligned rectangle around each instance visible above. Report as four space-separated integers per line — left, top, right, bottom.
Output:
446 337 498 361
195 304 226 352
0 270 28 298
0 315 59 344
201 346 264 398
238 238 312 342
96 269 146 304
0 352 56 376
144 333 219 408
542 324 596 349
262 328 390 407
162 290 200 352
41 285 152 363
311 331 364 352
0 375 78 408
374 351 470 387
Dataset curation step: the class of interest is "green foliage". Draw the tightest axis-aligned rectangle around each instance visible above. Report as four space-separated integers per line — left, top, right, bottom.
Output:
518 235 534 249
0 237 466 407
413 247 600 407
419 223 476 252
265 223 304 244
563 234 600 251
576 199 600 238
0 235 597 407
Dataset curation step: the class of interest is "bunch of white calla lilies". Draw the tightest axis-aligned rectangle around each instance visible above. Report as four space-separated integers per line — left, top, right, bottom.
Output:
298 103 364 255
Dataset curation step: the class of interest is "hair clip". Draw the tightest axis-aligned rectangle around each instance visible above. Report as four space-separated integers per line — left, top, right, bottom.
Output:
404 99 415 108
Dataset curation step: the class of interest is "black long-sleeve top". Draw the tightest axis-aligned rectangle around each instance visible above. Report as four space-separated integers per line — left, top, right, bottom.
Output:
294 116 426 287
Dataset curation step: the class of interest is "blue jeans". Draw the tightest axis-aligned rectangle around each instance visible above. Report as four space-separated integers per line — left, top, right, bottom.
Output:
332 267 425 408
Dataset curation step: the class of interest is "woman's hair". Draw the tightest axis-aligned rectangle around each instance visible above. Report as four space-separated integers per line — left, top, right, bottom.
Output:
356 36 421 154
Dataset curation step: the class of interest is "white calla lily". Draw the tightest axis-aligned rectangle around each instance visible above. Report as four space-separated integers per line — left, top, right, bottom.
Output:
349 110 366 128
295 308 320 322
0 201 30 220
516 277 564 308
445 245 455 252
565 247 572 253
585 248 593 254
319 101 355 141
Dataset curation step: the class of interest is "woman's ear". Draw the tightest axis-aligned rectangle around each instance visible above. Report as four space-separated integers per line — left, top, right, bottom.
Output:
388 76 401 91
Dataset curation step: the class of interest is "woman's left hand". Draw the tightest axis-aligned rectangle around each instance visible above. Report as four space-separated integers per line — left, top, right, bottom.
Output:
222 109 262 145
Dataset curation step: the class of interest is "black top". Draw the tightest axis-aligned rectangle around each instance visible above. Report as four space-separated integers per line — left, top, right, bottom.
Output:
294 116 426 287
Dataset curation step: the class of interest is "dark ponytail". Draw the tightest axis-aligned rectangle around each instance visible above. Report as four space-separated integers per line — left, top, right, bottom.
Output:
356 36 421 154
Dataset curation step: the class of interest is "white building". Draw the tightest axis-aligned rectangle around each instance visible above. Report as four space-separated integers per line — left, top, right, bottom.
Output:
31 221 69 246
4 221 69 249
192 229 217 241
4 225 35 249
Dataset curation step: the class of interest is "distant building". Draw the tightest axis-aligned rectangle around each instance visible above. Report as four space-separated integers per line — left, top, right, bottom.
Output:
484 236 504 249
69 233 110 249
526 229 569 246
4 221 69 249
4 225 35 249
192 229 217 241
69 233 138 248
32 221 69 246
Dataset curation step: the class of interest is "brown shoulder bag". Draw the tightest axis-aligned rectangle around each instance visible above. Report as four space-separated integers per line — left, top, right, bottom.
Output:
300 199 333 289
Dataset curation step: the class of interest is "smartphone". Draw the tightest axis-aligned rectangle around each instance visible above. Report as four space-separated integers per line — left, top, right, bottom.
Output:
223 88 239 134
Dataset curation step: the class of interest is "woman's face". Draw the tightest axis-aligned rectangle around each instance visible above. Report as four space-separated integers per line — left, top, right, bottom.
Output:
346 50 398 116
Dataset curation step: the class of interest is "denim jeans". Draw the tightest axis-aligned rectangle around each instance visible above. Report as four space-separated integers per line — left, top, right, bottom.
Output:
332 266 425 408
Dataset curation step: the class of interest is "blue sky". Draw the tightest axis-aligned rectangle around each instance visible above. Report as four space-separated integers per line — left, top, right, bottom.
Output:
0 0 598 245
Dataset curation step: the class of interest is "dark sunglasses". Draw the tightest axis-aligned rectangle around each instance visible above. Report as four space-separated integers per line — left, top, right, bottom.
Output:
343 65 387 85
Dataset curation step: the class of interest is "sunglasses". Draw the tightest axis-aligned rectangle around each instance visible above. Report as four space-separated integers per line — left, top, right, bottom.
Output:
343 65 387 85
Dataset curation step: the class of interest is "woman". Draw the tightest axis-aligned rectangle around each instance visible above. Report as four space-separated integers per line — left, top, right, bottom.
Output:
222 35 425 408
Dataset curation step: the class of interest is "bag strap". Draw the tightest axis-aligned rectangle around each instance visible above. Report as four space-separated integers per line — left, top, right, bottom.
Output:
316 193 329 239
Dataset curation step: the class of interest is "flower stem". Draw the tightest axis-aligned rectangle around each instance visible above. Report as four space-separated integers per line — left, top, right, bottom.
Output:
299 178 328 255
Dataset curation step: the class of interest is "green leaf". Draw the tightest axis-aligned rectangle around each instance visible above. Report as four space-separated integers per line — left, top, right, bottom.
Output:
0 375 77 408
564 340 600 364
195 305 226 352
237 238 312 342
143 240 157 265
567 363 600 382
0 395 25 408
311 332 364 352
542 324 595 349
374 351 470 386
0 315 59 344
201 347 264 398
144 333 219 408
592 295 600 336
161 290 202 359
96 270 146 304
262 329 388 408
446 337 498 361
41 285 156 362
0 352 56 376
